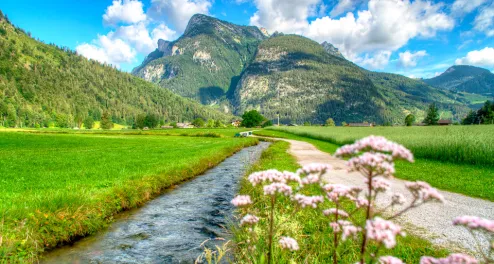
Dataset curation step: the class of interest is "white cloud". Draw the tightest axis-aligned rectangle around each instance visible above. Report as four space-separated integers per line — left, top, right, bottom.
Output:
151 23 177 43
249 0 454 69
330 0 361 17
249 0 321 35
473 2 494 36
103 0 147 25
398 50 427 68
354 50 392 70
451 0 487 15
111 22 176 54
455 47 494 67
148 0 212 32
76 35 136 67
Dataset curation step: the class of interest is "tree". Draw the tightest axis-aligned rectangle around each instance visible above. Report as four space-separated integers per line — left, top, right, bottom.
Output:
262 120 273 128
100 111 113 130
207 119 215 128
214 120 224 128
405 114 415 126
192 118 205 128
303 121 311 126
424 103 439 125
135 114 146 129
83 116 94 129
144 113 159 128
241 110 265 128
325 118 335 126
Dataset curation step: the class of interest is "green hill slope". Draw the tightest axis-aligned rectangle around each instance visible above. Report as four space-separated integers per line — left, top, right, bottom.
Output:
423 65 494 95
132 14 267 108
0 11 232 128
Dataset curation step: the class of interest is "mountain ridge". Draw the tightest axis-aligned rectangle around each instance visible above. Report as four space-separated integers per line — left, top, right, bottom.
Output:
423 65 494 95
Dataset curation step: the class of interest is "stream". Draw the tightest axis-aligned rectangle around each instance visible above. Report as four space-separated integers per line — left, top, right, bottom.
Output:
42 142 270 264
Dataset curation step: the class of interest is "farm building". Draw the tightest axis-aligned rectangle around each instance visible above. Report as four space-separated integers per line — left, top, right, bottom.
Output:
438 120 452 126
347 123 374 127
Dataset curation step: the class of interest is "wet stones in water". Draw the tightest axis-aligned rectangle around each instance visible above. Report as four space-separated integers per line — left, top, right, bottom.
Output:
195 227 220 238
127 232 151 240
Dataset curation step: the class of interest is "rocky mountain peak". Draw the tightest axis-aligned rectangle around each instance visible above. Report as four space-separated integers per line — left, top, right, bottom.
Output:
321 41 344 59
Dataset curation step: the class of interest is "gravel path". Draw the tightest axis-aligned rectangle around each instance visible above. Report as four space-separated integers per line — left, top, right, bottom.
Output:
277 138 494 253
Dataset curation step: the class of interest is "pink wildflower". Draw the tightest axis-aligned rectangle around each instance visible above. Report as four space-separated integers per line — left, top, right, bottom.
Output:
330 222 340 233
323 184 359 202
300 174 321 186
297 163 332 175
323 208 349 218
248 169 285 185
347 152 396 177
282 171 302 184
420 253 478 264
405 181 444 202
263 183 292 196
278 236 299 251
340 221 360 240
368 177 391 192
379 256 404 264
366 217 405 249
352 197 369 208
391 193 406 205
292 194 324 208
240 214 259 226
231 195 252 207
453 216 494 233
335 135 414 162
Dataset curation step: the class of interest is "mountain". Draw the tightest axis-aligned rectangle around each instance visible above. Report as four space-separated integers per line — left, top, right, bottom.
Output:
0 11 233 128
423 65 494 95
321 41 344 59
134 14 480 124
231 34 472 124
132 14 267 110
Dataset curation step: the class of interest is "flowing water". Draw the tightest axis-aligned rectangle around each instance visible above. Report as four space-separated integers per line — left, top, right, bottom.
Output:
42 142 270 264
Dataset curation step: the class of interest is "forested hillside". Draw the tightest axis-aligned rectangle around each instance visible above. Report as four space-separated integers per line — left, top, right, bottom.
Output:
0 11 233 128
132 14 266 109
232 35 473 124
423 65 494 95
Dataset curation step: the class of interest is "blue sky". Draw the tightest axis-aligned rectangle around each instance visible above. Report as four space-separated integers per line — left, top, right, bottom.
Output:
1 0 493 77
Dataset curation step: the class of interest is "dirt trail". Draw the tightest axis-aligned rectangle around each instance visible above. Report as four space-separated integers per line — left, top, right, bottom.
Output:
278 138 494 253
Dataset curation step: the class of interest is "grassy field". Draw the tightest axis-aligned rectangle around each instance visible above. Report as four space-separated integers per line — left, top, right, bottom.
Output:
0 131 256 262
268 126 494 166
233 141 449 263
255 129 494 201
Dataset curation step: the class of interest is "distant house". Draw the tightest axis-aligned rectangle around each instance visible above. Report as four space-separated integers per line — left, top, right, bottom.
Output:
348 123 374 127
176 123 194 128
231 120 241 127
161 126 174 129
438 119 452 126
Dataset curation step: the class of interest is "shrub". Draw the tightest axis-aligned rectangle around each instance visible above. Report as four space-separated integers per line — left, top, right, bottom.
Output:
192 118 205 128
325 118 335 126
405 114 415 126
241 110 265 128
83 116 94 129
100 111 113 130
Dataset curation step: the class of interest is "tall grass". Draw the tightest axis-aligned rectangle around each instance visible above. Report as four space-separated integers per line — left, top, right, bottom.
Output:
0 131 257 263
268 126 494 166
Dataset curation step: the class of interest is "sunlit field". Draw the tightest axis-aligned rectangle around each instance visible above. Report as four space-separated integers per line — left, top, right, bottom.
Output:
268 125 494 166
0 131 256 262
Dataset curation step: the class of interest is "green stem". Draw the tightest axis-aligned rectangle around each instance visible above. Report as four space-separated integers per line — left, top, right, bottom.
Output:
267 195 275 264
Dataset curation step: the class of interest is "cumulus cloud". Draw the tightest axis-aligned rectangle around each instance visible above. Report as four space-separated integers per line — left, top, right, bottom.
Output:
148 0 212 32
398 50 427 68
451 0 487 16
249 0 321 35
111 22 176 54
330 0 361 17
76 35 136 66
473 2 494 36
354 51 392 70
249 0 454 69
103 0 147 25
455 47 494 67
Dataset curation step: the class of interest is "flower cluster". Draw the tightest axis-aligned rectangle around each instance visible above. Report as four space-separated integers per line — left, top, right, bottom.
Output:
248 170 286 185
391 193 406 205
347 152 396 177
323 184 361 202
420 253 478 264
296 163 332 176
240 214 259 226
366 217 405 249
405 181 445 202
453 215 494 233
335 135 414 162
379 256 404 264
278 236 299 251
231 195 252 207
292 194 324 208
323 208 349 218
263 182 292 196
369 177 391 192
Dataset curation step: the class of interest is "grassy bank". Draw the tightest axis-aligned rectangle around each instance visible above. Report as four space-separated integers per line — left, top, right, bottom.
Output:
233 141 449 263
0 131 257 263
255 129 494 201
268 126 494 167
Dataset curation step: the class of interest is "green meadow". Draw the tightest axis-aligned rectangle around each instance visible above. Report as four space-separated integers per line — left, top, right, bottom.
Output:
0 131 256 262
256 127 494 201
